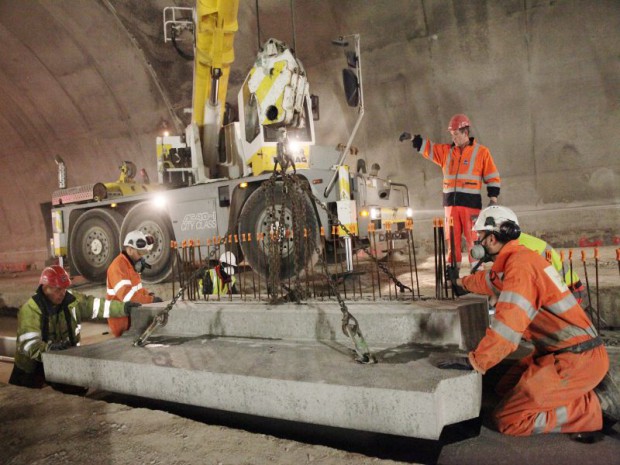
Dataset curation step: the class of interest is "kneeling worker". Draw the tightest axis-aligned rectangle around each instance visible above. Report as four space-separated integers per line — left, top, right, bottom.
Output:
107 230 162 337
441 207 619 436
9 265 139 390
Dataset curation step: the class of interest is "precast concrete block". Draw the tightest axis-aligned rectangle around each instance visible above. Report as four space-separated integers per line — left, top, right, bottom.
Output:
43 337 482 440
130 296 488 351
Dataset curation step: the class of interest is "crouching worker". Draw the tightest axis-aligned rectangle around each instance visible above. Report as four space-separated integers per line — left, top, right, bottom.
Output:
107 230 163 337
199 252 238 298
9 265 140 392
440 207 619 436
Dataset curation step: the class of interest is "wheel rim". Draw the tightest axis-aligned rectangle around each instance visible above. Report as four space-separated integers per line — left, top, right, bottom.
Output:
81 227 111 267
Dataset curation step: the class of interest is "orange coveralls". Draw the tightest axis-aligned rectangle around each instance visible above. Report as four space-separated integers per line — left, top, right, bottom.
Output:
106 252 155 337
462 241 608 436
418 137 500 264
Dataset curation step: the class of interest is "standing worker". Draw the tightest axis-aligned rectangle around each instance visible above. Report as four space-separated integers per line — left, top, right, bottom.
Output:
106 230 162 337
400 114 501 274
9 265 140 391
441 208 619 436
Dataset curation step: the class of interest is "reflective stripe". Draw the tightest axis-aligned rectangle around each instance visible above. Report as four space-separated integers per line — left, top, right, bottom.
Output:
18 331 40 342
103 300 112 318
109 279 132 296
553 406 568 432
70 306 77 322
466 144 480 176
498 291 538 321
76 323 82 336
483 171 499 181
92 298 101 319
485 271 501 295
533 412 547 434
23 339 39 352
534 324 597 348
442 186 482 194
485 181 500 187
490 319 523 345
543 294 577 315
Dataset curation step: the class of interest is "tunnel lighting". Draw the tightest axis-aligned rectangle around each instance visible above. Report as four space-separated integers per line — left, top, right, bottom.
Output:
406 208 413 218
239 182 248 189
287 140 301 154
111 203 118 208
360 209 369 217
153 193 168 209
163 130 170 137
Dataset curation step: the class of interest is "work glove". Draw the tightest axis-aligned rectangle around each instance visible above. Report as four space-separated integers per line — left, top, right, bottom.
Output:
47 340 70 351
152 296 163 303
445 265 469 297
399 131 412 142
412 134 423 151
124 301 142 316
436 356 473 371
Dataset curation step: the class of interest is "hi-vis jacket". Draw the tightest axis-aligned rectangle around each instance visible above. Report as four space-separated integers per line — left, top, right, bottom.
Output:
418 137 500 209
14 286 126 373
518 233 587 306
106 252 154 304
198 267 237 296
462 241 598 374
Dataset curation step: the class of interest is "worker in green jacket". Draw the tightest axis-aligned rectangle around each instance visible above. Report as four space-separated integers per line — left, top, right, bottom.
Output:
9 265 140 391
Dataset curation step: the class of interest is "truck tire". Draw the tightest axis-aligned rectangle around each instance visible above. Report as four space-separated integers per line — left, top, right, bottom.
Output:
120 202 174 284
238 183 319 279
69 208 123 283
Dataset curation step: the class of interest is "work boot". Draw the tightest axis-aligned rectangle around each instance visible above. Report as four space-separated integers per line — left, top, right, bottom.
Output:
594 373 620 423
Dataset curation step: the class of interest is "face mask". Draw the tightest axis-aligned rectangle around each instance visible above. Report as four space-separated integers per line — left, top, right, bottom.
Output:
134 257 152 273
471 232 496 261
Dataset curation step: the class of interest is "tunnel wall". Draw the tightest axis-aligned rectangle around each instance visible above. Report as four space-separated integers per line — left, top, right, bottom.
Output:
0 0 618 270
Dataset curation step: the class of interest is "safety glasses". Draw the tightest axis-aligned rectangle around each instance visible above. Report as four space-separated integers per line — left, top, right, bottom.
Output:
135 235 155 250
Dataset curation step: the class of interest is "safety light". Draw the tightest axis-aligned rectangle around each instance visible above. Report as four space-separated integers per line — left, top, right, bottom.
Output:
111 203 118 208
153 193 168 209
239 182 248 189
360 209 369 217
406 208 413 218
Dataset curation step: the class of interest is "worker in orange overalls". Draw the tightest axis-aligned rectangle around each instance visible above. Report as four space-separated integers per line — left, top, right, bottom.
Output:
440 206 619 436
106 230 163 337
400 114 501 274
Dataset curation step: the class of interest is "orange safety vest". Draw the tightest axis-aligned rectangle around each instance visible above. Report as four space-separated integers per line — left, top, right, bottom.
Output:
106 252 154 304
462 241 597 374
419 137 500 209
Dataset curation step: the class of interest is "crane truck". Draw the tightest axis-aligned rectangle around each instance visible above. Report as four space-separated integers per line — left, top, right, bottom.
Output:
49 1 411 284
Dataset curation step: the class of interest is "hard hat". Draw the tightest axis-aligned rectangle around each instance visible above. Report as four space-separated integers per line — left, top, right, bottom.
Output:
447 114 471 131
39 265 71 289
124 230 154 252
473 205 519 233
219 251 237 275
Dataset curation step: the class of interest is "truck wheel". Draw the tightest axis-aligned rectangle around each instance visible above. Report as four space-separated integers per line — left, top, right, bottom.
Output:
238 183 319 279
69 208 123 283
121 202 174 284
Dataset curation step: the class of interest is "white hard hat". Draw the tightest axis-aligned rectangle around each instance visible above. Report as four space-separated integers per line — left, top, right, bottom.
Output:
123 230 154 252
473 206 519 234
219 252 237 275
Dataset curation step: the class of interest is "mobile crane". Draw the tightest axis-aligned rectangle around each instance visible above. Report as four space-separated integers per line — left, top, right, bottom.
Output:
50 1 411 284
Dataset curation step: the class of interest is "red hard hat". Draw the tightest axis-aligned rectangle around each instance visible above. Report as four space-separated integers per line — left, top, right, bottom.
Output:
448 114 471 131
39 265 71 289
